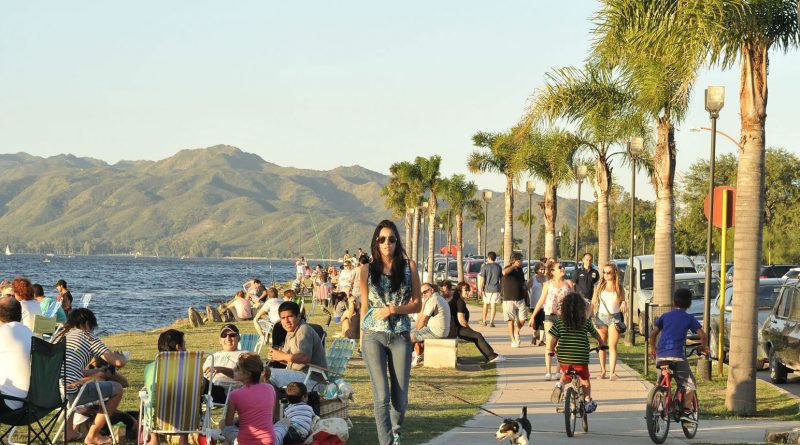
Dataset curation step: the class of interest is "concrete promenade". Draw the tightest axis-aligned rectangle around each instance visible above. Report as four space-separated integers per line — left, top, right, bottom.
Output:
421 303 800 445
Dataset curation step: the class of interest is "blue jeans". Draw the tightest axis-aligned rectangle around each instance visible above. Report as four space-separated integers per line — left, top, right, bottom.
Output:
362 330 412 445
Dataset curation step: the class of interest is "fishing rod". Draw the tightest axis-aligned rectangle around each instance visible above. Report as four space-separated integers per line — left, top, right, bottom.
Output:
173 276 218 300
307 210 327 267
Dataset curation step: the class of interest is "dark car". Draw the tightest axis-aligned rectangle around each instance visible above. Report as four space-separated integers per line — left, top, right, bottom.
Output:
760 279 800 383
709 278 784 368
726 264 798 283
675 273 720 341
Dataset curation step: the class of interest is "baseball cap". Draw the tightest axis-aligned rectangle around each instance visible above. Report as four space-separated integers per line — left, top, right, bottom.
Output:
219 324 240 337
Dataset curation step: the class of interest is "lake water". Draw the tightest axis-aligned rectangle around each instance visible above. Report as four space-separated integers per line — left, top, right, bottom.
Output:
0 255 317 334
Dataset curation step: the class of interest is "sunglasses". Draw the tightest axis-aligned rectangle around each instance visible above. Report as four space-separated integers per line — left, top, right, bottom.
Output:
551 266 564 271
377 235 397 245
421 288 433 294
603 270 614 275
221 333 239 339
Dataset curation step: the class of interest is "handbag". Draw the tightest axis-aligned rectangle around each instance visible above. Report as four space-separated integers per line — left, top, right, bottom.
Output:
600 298 627 334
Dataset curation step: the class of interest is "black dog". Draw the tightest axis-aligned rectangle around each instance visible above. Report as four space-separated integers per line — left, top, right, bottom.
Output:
495 406 532 444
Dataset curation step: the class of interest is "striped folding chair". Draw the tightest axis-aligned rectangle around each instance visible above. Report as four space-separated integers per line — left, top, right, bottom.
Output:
238 334 260 353
303 338 356 385
139 351 213 444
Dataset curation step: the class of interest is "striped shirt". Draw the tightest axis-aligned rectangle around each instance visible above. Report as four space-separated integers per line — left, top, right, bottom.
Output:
62 329 109 394
548 318 598 365
285 402 315 436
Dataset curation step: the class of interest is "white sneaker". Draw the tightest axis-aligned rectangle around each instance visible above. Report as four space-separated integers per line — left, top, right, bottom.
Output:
513 331 521 345
511 340 520 348
488 354 506 364
411 354 422 368
544 372 552 381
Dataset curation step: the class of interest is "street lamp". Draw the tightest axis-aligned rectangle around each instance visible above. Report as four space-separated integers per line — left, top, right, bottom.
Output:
626 137 644 345
699 86 725 380
483 191 492 259
574 165 588 267
526 180 536 271
557 231 562 258
421 201 429 271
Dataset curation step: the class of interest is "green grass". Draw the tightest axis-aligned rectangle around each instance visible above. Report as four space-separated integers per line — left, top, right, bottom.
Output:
15 302 497 444
617 338 800 421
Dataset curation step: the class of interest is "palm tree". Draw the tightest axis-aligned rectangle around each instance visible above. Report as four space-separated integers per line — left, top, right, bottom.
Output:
415 155 443 280
469 131 526 265
384 161 424 262
522 129 581 258
525 65 647 267
442 174 479 282
467 201 485 256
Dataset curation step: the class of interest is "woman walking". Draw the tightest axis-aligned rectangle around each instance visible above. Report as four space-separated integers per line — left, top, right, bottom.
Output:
591 263 626 380
530 260 573 380
527 263 547 345
359 220 422 445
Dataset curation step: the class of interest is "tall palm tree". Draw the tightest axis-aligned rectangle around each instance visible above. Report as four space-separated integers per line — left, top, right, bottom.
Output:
593 0 706 308
467 201 485 256
415 155 443 280
442 174 479 282
469 131 526 265
522 129 581 258
525 65 647 267
383 162 414 255
384 161 424 262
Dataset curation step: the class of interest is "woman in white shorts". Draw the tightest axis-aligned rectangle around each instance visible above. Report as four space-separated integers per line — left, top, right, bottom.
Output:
591 263 626 380
530 260 573 380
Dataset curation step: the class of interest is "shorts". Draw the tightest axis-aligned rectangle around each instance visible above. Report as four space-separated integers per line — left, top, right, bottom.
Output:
545 314 559 324
656 358 696 391
502 300 529 322
560 364 590 381
411 326 442 343
483 292 501 304
67 380 119 407
595 312 616 328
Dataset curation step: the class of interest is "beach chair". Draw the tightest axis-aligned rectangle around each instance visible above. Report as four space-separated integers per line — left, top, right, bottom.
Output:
255 319 274 353
78 294 92 309
55 377 119 444
303 338 355 386
238 334 260 353
32 314 58 339
138 352 214 445
0 337 67 445
42 300 61 318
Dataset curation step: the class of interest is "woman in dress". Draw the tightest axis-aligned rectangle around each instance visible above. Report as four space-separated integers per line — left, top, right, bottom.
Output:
359 220 421 445
530 259 573 380
591 263 626 380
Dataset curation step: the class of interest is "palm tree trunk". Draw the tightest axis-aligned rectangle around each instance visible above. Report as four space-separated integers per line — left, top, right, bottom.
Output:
544 184 557 258
726 43 767 415
594 155 612 267
404 210 412 259
428 193 437 281
503 176 514 265
651 117 677 307
411 208 420 263
456 214 464 282
476 221 483 257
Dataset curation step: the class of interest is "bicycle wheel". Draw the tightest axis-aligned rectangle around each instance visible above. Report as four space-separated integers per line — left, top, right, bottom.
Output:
681 389 699 439
581 403 589 432
564 387 578 437
645 385 670 444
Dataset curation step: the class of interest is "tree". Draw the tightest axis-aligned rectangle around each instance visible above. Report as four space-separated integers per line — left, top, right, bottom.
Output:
415 155 443 280
525 64 647 268
469 131 527 265
441 174 479 282
534 224 545 259
383 160 425 263
559 224 573 261
517 209 536 262
467 201 484 256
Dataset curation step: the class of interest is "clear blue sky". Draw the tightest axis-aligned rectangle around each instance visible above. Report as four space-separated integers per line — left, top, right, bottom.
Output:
1 1 797 201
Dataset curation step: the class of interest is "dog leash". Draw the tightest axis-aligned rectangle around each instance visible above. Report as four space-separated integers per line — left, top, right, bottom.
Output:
421 382 505 419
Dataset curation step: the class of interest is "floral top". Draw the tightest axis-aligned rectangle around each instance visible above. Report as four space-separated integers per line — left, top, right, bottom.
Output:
362 263 412 334
543 282 570 316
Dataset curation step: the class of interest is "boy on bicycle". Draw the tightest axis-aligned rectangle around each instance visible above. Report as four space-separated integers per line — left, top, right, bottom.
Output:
649 288 709 422
549 292 606 413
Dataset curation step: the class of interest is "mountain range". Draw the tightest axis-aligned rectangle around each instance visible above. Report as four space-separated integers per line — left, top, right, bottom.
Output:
0 145 589 258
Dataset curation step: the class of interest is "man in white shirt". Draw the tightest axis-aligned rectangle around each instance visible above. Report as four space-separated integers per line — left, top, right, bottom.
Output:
203 324 246 403
0 296 33 412
410 283 451 367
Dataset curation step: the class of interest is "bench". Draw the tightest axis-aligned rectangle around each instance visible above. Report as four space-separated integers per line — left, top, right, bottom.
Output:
423 338 458 368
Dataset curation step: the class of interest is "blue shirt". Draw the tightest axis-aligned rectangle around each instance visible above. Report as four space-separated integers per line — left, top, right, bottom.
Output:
655 309 701 359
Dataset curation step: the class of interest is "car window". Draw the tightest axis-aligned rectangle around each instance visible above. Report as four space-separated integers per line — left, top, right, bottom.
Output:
640 269 652 290
789 288 800 321
778 287 792 318
758 285 781 309
468 262 483 273
773 265 793 277
674 278 720 300
724 286 733 307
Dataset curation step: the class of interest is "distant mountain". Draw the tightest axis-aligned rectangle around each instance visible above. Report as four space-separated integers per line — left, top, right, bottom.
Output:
0 145 589 258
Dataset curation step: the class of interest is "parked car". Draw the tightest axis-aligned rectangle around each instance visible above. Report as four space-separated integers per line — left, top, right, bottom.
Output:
623 254 698 330
612 259 628 276
673 273 720 341
760 278 800 383
709 278 784 368
783 267 800 280
726 264 798 283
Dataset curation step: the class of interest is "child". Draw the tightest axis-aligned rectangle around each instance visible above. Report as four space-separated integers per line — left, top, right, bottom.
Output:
278 382 315 444
649 288 708 423
548 292 605 413
222 353 286 445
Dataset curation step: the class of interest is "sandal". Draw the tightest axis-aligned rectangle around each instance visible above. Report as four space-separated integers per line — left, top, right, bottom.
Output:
598 371 607 379
610 373 620 381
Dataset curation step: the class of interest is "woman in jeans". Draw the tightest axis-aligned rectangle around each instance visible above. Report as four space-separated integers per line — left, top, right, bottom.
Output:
591 263 626 380
359 220 421 445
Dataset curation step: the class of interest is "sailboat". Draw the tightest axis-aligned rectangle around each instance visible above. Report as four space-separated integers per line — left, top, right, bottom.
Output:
4 245 11 256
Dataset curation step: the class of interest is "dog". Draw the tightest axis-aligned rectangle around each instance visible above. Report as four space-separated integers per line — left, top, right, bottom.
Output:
495 406 532 444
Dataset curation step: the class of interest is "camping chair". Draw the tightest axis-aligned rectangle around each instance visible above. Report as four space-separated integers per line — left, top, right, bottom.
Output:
78 294 93 309
55 377 119 445
32 314 58 340
238 334 260 353
0 337 67 445
139 352 214 445
42 301 61 318
255 319 274 353
303 338 356 386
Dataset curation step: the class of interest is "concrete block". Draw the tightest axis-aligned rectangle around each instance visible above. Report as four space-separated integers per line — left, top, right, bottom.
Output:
424 338 458 368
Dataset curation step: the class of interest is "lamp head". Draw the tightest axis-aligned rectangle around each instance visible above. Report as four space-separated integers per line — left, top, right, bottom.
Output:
575 165 588 181
627 137 644 157
705 86 725 116
526 180 535 194
483 190 493 201
422 201 429 209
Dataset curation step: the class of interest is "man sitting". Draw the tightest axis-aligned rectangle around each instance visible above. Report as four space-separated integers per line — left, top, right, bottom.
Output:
410 283 451 367
268 302 327 388
202 324 246 404
0 297 33 413
33 283 66 322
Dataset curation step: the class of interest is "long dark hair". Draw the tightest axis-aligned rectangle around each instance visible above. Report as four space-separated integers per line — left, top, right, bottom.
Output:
369 220 408 293
560 292 588 331
53 308 98 342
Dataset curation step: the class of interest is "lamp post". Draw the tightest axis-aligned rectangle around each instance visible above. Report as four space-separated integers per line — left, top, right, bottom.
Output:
526 181 536 270
574 165 588 267
421 201 429 275
698 86 725 380
626 137 644 345
483 191 492 259
556 231 562 258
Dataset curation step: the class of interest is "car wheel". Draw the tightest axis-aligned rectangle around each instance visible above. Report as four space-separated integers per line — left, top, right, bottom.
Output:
769 348 788 384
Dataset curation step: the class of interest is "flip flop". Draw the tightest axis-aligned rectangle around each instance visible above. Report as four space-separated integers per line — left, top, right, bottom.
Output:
610 374 620 381
598 372 607 379
84 436 113 445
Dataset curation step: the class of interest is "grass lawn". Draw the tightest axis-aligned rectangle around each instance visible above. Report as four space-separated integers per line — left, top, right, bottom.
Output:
617 337 800 421
16 301 497 444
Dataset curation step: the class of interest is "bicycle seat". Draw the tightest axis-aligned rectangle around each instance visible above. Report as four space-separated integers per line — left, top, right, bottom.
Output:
655 361 675 371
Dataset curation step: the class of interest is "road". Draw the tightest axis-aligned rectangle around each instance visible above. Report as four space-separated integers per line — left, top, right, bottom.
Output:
757 368 800 399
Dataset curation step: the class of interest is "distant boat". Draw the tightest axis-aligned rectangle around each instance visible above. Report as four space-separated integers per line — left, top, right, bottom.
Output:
42 258 51 264
4 245 11 256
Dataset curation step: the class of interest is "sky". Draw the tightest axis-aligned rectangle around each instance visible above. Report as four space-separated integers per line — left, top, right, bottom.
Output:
1 1 798 202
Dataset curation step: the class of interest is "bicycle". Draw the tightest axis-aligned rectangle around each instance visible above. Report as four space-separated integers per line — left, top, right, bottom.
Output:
549 345 608 437
645 347 704 444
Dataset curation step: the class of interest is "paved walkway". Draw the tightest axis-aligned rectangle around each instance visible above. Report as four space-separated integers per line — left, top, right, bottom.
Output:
422 304 800 445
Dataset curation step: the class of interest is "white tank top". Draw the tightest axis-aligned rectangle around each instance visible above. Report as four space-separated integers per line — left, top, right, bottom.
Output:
598 290 621 315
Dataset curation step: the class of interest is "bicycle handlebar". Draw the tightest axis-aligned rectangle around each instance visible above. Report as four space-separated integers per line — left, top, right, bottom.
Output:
548 345 608 357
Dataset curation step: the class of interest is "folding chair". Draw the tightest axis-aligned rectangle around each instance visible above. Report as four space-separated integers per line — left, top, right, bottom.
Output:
255 319 274 354
42 300 61 318
78 294 93 309
55 377 118 445
238 334 260 353
303 338 355 386
32 314 58 339
0 337 67 445
139 352 214 445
